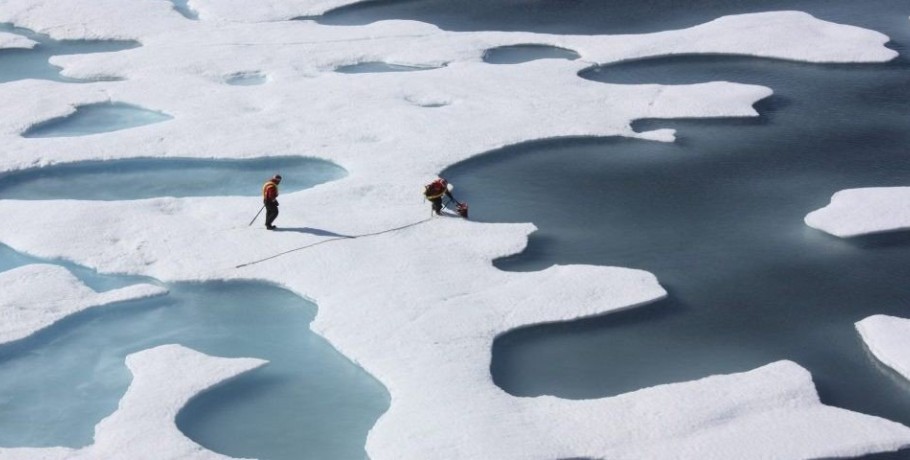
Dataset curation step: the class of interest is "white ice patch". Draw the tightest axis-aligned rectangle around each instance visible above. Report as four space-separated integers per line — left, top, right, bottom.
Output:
0 0 180 40
0 264 166 345
369 360 910 459
0 31 36 49
805 187 910 237
857 315 910 383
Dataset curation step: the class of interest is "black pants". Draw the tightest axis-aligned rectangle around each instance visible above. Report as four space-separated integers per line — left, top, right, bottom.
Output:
265 201 279 227
430 197 443 214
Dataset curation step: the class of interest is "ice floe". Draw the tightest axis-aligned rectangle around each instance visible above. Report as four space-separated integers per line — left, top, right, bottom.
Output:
857 315 910 383
805 187 910 237
0 31 35 49
0 2 907 459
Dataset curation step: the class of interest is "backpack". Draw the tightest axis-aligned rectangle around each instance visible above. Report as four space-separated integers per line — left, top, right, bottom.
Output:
424 179 447 198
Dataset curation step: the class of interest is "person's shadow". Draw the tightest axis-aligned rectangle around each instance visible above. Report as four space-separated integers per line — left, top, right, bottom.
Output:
274 227 353 238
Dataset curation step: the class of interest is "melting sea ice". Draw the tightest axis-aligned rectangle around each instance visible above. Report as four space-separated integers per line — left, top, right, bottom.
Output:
431 1 910 458
0 252 388 459
2 0 910 459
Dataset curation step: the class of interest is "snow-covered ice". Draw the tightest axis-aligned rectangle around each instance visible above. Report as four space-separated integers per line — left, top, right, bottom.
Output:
806 187 910 238
857 315 910 383
0 1 908 458
0 264 165 345
0 32 35 49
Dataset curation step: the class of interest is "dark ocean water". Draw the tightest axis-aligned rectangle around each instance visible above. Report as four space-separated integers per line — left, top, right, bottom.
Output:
323 0 910 458
316 0 909 37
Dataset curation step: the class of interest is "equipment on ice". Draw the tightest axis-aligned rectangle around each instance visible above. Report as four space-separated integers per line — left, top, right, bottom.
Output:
248 205 265 226
455 202 469 218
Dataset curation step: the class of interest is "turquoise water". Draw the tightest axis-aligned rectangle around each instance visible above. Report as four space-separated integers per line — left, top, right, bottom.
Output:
0 137 370 460
0 243 151 292
0 23 138 83
482 45 579 64
0 156 345 200
0 15 361 458
0 252 388 459
22 102 173 138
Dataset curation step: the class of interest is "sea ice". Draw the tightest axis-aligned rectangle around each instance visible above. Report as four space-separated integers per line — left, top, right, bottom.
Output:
0 2 907 459
856 315 910 383
0 31 35 49
805 187 910 237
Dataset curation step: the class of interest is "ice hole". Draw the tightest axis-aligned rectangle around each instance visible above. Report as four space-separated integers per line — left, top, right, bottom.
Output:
335 62 442 73
22 102 172 138
404 95 451 108
482 44 579 64
224 71 268 85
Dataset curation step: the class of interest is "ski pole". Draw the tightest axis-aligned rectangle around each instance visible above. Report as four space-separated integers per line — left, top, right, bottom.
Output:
248 205 265 226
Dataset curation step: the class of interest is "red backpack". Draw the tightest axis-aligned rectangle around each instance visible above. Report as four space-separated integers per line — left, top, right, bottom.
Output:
424 179 447 198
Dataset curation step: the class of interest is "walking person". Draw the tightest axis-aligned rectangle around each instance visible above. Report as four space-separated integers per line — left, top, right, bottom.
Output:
263 174 281 230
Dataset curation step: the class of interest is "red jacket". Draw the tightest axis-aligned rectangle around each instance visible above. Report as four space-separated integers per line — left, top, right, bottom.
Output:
262 180 279 202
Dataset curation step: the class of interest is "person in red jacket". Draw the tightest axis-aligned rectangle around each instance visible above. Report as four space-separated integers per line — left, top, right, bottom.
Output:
262 174 281 230
424 177 459 216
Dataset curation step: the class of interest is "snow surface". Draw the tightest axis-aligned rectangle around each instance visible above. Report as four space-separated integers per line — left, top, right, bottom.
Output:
0 2 908 459
0 264 166 345
806 187 910 237
857 315 910 383
0 31 35 49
